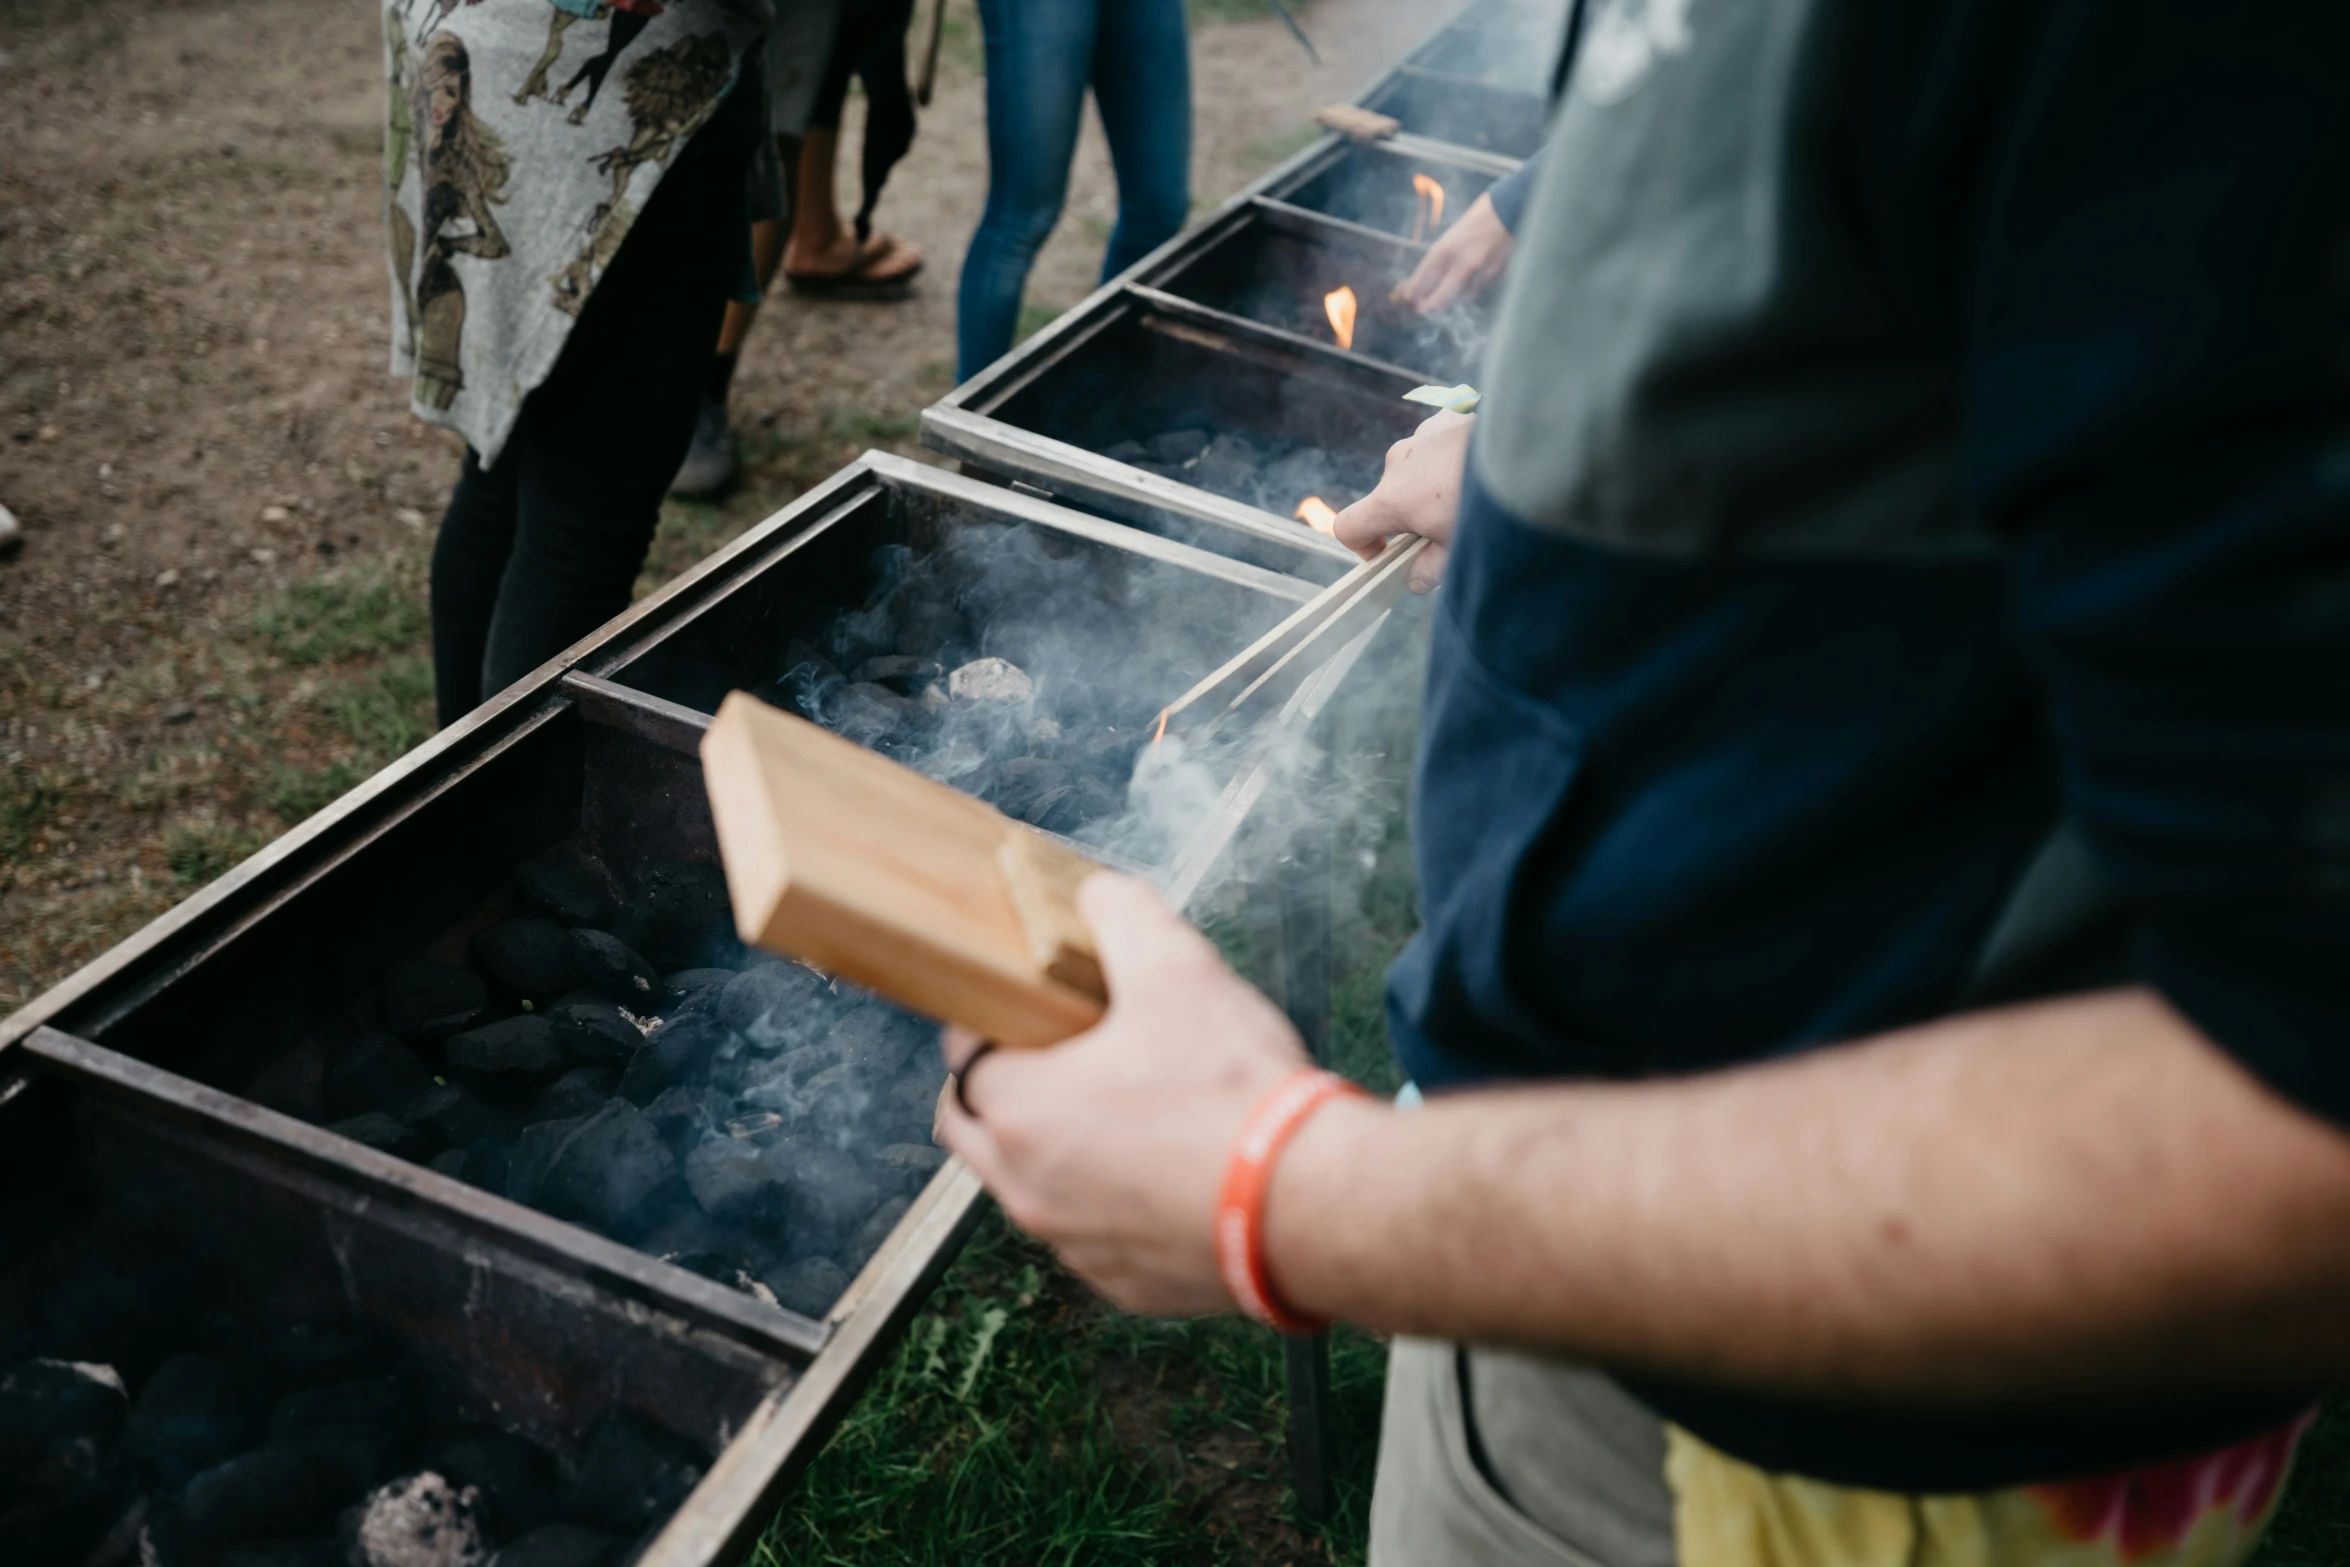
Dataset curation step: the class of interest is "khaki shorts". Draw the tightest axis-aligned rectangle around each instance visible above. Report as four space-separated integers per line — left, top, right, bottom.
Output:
1368 1338 2306 1567
1370 1337 1676 1567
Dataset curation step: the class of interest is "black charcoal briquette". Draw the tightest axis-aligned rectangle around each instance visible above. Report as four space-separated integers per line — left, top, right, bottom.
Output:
124 1351 267 1485
614 1015 726 1105
178 1446 342 1552
565 1414 703 1536
641 1086 728 1153
532 1104 676 1238
568 928 659 1005
469 917 579 1003
514 844 619 929
426 1427 562 1539
546 997 643 1069
270 1376 421 1496
760 1258 849 1319
324 1035 436 1123
445 1016 566 1092
381 962 488 1044
681 1139 788 1224
489 1523 623 1567
326 1112 431 1162
714 964 831 1048
623 862 732 971
0 1356 127 1476
224 1541 344 1567
404 1081 508 1148
523 1066 618 1124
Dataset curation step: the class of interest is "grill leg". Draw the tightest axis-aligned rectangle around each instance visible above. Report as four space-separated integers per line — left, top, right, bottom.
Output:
1255 808 1337 1524
1284 1330 1337 1523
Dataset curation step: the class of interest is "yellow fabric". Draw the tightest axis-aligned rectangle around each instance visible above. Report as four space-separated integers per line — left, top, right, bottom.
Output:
1665 1423 2294 1567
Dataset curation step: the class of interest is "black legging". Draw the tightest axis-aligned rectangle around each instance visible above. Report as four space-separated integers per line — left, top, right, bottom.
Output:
429 80 755 726
810 0 918 243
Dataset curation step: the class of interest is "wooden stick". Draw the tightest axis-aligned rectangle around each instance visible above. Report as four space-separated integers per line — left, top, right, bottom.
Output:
701 694 1108 1050
1156 534 1425 744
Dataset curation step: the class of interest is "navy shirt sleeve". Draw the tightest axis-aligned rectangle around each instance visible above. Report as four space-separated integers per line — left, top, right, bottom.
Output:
1963 6 2350 1123
1485 150 1541 236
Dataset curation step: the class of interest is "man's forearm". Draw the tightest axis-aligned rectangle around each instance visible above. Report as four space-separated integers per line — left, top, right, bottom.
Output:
1267 988 2350 1402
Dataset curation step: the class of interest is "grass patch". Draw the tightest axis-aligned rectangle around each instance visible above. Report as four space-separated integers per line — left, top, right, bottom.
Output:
251 555 427 667
824 406 923 447
756 1215 1384 1566
164 821 260 886
268 758 370 824
2250 1404 2350 1566
319 658 434 759
0 760 65 862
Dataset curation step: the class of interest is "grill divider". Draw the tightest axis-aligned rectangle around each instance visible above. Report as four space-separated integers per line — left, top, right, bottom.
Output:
1126 283 1442 388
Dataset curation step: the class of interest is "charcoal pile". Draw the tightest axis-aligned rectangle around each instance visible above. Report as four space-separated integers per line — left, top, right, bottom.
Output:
763 526 1214 838
1099 428 1380 521
241 840 949 1323
0 1226 703 1567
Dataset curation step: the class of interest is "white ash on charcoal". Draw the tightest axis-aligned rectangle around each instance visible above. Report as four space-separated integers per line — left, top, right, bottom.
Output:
1 1225 681 1567
343 1470 488 1567
1100 427 1382 519
754 524 1269 839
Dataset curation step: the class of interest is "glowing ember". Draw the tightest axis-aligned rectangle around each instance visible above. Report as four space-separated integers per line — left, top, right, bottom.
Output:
1294 496 1339 534
1411 173 1446 242
1324 285 1358 351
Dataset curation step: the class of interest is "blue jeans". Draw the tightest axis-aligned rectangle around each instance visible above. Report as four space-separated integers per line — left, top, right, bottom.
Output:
955 0 1191 379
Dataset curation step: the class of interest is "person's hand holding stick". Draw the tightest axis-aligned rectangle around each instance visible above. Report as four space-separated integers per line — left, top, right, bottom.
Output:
1392 190 1515 315
1332 407 1474 594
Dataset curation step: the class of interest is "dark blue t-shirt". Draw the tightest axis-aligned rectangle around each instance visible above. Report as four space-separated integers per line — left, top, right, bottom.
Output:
1395 0 2350 1492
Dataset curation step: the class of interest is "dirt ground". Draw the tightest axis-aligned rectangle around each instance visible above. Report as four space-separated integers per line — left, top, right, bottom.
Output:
0 0 1430 1006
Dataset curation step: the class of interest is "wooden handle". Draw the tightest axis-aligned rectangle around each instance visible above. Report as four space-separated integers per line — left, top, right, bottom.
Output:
701 693 1109 1050
1315 104 1400 142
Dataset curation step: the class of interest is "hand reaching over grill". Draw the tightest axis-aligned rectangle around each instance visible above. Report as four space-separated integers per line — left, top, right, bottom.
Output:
1333 408 1472 593
1392 190 1515 314
934 873 1319 1316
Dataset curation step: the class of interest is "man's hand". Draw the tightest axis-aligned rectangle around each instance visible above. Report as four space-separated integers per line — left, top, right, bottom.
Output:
1332 409 1472 593
1392 191 1515 315
935 874 1314 1314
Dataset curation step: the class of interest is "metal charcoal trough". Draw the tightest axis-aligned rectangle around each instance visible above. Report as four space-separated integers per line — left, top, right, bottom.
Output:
1255 136 1512 245
1355 0 1566 157
1132 198 1498 386
0 457 1395 1563
924 292 1420 582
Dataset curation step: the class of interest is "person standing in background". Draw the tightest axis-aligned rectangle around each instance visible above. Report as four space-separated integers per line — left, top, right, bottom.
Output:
954 0 1189 381
673 0 926 497
389 0 766 726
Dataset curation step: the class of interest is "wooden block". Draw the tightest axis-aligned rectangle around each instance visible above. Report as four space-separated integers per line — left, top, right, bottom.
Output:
998 830 1107 1003
700 692 1109 1050
1313 104 1400 142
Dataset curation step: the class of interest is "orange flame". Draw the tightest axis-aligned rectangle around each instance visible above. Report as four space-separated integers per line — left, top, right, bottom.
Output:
1152 708 1170 745
1294 496 1339 534
1411 173 1446 242
1324 285 1358 352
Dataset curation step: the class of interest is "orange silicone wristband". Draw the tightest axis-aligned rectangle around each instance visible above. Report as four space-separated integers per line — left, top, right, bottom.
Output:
1215 1068 1365 1334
